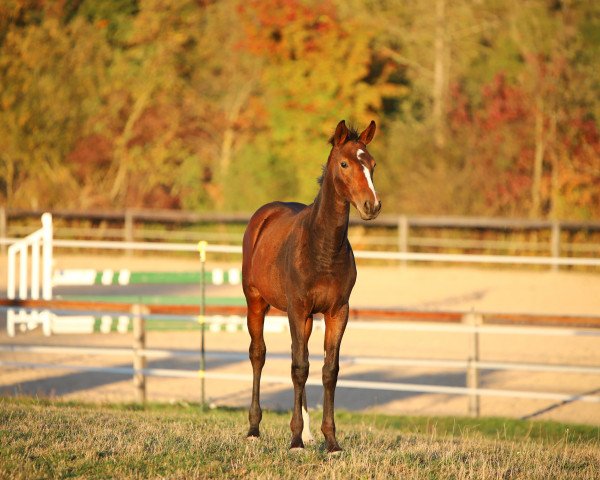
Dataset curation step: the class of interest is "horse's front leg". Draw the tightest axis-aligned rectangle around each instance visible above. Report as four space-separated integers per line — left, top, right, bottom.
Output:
321 304 349 453
288 305 313 450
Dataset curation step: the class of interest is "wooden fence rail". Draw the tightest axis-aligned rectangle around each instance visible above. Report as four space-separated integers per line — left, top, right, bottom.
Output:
3 207 600 261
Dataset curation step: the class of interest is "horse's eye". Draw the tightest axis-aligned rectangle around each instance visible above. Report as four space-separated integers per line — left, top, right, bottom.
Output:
340 161 348 168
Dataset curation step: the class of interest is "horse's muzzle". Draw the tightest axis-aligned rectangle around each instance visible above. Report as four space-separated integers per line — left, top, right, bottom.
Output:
359 200 382 220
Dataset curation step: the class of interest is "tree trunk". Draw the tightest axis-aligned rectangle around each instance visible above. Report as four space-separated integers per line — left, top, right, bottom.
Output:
548 112 559 219
531 95 545 218
432 0 447 149
110 86 153 204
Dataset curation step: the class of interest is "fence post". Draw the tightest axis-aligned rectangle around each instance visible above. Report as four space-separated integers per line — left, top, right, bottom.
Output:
7 246 16 300
397 215 409 267
551 220 561 272
18 244 28 300
132 304 147 404
124 209 134 256
198 241 208 411
0 206 6 254
464 312 482 417
41 212 53 300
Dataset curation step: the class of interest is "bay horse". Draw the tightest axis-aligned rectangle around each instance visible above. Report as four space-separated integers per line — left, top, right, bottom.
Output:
242 120 381 453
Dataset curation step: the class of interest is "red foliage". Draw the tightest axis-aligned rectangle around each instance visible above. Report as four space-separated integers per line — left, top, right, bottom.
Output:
448 73 534 213
127 183 181 210
477 74 528 129
236 0 338 59
449 66 600 217
67 134 113 179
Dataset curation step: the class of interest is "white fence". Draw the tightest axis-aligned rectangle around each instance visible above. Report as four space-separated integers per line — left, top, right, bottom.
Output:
4 208 600 258
5 213 600 303
1 307 600 416
7 213 53 300
5 213 54 340
2 214 600 417
38 238 600 267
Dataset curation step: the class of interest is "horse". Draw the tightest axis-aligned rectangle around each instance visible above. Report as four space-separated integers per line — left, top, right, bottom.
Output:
242 119 381 453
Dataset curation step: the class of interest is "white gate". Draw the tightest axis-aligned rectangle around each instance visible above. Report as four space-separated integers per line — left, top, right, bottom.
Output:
6 213 53 336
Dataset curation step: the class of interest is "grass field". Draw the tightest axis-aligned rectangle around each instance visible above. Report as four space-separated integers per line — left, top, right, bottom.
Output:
1 398 599 479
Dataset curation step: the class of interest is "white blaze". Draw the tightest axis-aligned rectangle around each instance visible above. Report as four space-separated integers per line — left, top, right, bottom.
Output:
362 164 378 203
357 149 378 205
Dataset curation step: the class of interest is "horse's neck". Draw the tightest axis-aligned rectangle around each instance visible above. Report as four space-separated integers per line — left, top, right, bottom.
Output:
308 175 350 262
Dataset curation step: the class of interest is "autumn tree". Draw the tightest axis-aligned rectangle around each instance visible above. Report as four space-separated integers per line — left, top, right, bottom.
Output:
0 5 111 208
1 0 598 219
218 0 400 210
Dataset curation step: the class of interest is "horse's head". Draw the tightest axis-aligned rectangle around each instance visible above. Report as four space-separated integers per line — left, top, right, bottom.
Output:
328 120 382 220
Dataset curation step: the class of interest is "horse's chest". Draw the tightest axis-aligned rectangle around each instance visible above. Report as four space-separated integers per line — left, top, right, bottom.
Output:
306 268 355 313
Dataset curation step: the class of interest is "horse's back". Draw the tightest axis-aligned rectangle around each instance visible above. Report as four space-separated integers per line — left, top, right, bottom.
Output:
243 201 305 253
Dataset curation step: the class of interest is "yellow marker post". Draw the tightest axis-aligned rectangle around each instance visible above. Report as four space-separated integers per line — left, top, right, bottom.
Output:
198 241 207 263
198 241 208 410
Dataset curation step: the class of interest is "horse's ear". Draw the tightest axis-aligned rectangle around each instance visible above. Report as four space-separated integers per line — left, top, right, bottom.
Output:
332 120 348 146
359 120 376 145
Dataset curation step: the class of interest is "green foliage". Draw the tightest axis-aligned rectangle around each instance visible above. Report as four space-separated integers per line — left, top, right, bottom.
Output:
0 13 111 208
0 0 599 219
75 0 138 44
223 137 300 211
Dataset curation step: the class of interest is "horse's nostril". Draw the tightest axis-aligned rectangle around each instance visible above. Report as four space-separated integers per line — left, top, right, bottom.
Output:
364 201 370 212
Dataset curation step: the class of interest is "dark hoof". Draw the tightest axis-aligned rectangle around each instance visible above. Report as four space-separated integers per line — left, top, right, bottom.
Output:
327 444 342 454
289 437 305 450
247 427 260 439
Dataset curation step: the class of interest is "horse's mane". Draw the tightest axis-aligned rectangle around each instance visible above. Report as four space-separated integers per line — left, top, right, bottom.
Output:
327 124 361 146
318 124 361 186
317 125 360 186
317 165 327 186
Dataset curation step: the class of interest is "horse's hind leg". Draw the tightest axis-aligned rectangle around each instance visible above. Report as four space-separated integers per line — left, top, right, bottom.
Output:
246 294 269 438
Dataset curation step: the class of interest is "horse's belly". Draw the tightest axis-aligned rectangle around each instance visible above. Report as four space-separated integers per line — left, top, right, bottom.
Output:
247 241 289 311
253 271 288 312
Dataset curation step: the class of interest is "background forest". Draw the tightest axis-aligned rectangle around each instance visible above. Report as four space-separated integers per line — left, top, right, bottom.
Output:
1 0 599 219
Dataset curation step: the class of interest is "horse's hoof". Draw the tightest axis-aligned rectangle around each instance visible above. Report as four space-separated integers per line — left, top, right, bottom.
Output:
289 447 305 453
327 445 343 455
246 435 260 442
289 438 305 450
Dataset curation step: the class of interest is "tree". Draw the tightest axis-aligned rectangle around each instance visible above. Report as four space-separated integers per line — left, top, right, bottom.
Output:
231 0 398 207
0 9 111 208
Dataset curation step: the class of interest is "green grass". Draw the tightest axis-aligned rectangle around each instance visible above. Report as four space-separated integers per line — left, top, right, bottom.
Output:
1 397 599 479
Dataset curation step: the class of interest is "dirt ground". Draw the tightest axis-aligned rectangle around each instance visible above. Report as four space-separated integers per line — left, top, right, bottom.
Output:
1 253 600 425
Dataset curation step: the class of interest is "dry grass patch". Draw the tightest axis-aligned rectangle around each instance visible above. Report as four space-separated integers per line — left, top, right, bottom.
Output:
0 398 598 479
